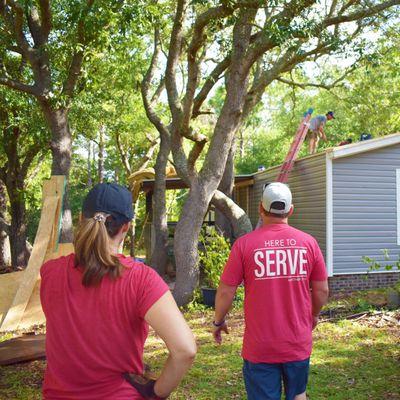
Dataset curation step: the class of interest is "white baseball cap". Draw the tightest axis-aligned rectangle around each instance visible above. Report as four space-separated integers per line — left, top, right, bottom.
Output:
261 182 292 214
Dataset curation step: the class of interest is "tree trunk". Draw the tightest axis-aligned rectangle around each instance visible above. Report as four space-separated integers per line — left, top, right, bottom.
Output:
239 129 244 160
129 200 138 258
173 184 209 306
87 141 93 188
215 141 235 240
40 102 73 243
211 190 252 237
8 182 28 268
0 181 7 267
129 220 136 258
149 134 170 275
98 126 105 183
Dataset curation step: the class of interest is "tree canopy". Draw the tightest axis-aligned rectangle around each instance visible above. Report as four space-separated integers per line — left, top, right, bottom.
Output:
0 0 399 303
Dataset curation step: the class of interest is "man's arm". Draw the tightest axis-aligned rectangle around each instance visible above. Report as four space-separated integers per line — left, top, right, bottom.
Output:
319 126 327 141
213 282 237 344
310 280 329 329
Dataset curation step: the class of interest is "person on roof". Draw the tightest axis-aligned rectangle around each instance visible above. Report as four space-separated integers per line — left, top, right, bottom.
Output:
308 111 335 154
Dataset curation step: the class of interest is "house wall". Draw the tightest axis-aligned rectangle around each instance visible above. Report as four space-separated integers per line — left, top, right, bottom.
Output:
329 272 400 293
234 186 249 215
332 143 400 274
251 152 327 255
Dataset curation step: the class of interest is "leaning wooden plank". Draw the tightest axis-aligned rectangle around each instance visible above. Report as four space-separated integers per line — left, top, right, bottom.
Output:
0 271 23 324
0 195 59 332
0 334 46 366
19 243 75 330
42 176 66 254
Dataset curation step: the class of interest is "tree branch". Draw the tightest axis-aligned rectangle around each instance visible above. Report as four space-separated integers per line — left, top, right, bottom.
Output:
0 216 10 235
211 190 253 237
244 0 317 70
20 143 44 179
62 0 95 98
192 55 231 118
1 2 50 96
165 0 187 122
26 6 46 47
141 27 170 139
38 0 52 40
325 0 399 26
115 133 132 175
135 136 160 171
5 1 27 47
150 76 165 104
199 7 256 186
182 4 236 135
187 137 207 171
0 76 40 96
276 63 358 90
242 44 302 120
63 52 84 98
0 166 6 183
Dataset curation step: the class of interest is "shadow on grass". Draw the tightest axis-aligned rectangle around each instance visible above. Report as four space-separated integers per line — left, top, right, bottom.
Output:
0 320 398 400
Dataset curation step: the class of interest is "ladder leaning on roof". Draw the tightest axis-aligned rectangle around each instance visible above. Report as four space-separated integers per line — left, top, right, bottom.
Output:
255 109 313 229
276 108 313 183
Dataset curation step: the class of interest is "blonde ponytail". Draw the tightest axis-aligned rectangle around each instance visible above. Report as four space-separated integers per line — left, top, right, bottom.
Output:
73 212 125 286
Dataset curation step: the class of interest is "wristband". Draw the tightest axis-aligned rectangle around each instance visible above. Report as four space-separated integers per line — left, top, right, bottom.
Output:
123 373 167 399
212 319 225 327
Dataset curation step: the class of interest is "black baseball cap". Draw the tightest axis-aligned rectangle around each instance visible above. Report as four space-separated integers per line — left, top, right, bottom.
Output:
82 183 133 225
327 111 335 118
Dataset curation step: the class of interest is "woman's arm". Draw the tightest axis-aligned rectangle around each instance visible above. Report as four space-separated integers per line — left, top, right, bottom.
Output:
144 291 197 398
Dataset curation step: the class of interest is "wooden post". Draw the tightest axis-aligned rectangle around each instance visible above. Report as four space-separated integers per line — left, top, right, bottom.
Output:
144 191 153 262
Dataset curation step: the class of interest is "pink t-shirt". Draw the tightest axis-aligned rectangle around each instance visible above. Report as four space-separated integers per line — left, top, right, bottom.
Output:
40 253 169 400
221 223 327 364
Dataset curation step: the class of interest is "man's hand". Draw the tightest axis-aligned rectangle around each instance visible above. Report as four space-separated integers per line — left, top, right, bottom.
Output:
312 315 319 330
213 322 229 344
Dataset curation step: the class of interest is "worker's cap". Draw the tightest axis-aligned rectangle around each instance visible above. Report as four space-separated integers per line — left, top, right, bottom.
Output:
82 183 133 225
327 111 335 118
261 182 292 215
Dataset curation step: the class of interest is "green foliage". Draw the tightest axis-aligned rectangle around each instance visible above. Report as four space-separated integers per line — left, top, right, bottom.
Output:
199 228 231 289
362 249 400 273
234 31 400 175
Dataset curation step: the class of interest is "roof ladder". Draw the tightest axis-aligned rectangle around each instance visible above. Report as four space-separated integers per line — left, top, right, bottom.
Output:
276 108 313 183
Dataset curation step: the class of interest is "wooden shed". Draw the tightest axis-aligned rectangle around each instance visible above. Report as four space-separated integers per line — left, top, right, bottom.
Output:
243 133 400 291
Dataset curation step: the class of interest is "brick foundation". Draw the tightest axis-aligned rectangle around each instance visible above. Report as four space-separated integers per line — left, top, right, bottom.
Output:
328 272 400 293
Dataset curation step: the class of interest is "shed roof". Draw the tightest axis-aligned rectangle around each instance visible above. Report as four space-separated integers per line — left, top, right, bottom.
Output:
254 132 400 178
140 133 400 192
141 174 254 192
328 132 400 159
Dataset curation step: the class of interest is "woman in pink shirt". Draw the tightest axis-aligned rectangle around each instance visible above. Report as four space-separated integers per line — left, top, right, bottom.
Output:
40 183 196 399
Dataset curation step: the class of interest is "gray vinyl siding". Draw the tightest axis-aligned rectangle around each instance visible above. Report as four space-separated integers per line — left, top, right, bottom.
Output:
252 153 327 255
332 143 400 274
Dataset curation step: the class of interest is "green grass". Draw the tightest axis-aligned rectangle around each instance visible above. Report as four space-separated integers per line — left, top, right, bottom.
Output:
0 302 399 399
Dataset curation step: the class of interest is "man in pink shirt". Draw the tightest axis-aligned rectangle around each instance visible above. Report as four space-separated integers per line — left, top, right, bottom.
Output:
212 182 329 400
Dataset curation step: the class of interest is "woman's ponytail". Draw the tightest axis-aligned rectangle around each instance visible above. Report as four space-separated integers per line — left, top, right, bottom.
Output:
73 212 125 286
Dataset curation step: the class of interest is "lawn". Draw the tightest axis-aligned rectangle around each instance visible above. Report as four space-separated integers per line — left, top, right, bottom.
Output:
0 292 399 400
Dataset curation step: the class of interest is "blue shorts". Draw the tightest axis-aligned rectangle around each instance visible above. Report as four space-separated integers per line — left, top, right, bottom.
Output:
243 358 310 400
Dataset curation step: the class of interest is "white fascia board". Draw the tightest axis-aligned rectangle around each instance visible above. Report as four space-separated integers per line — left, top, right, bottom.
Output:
332 133 400 159
326 152 334 277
